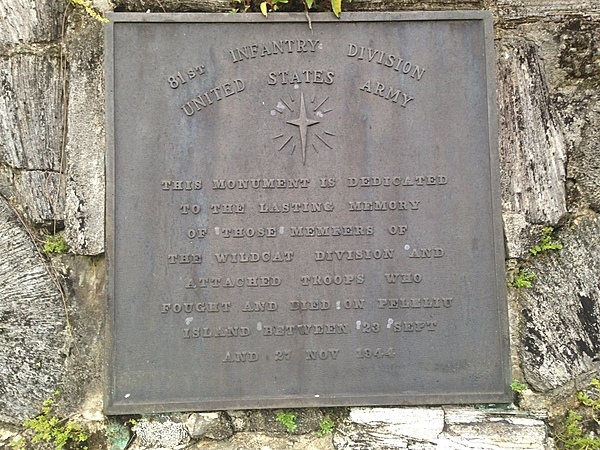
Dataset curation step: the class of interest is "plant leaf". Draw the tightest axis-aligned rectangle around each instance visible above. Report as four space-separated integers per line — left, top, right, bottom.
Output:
260 1 268 16
305 0 314 8
331 0 341 17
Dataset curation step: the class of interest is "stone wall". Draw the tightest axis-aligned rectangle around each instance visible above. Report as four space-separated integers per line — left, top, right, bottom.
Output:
0 0 598 448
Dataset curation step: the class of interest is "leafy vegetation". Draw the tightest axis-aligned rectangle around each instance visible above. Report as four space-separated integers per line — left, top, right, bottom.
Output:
510 380 528 394
317 415 334 436
231 0 251 12
557 411 600 450
577 379 600 423
530 227 563 255
71 0 109 23
330 0 342 16
557 380 600 450
276 411 297 432
252 0 342 18
260 0 289 16
44 234 69 254
510 268 536 288
9 392 88 450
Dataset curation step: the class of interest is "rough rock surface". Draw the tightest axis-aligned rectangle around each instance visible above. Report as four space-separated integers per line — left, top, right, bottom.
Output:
346 0 483 11
493 0 600 21
518 216 600 391
494 14 600 219
334 407 445 448
228 409 326 434
496 38 566 258
113 0 232 12
125 408 548 449
186 412 233 440
63 13 105 255
0 52 63 171
0 196 66 424
132 418 191 449
559 16 600 212
568 97 600 211
334 407 551 450
0 51 65 226
0 0 62 44
192 432 334 449
49 254 105 421
0 168 64 224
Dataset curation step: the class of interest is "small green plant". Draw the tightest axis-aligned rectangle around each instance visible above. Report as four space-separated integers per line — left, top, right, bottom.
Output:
557 379 600 450
304 0 341 16
257 0 341 18
44 234 69 254
260 0 289 16
231 0 251 13
317 415 334 436
557 410 600 450
71 0 109 23
330 0 342 17
276 411 297 432
578 379 600 423
16 391 88 450
510 269 536 288
530 227 563 255
510 379 528 394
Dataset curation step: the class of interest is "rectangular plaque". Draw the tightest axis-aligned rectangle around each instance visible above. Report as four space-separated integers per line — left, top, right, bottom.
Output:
105 11 510 414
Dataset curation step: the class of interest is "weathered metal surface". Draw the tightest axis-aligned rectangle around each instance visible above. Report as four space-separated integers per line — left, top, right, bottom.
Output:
105 12 509 414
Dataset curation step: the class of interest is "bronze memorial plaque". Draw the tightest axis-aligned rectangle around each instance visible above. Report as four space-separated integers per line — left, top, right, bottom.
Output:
105 12 510 414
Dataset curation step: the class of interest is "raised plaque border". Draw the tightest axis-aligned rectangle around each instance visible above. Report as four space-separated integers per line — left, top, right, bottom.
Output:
104 11 511 414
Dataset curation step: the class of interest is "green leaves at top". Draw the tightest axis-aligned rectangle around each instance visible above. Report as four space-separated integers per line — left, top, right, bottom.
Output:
331 0 342 17
260 0 289 16
259 0 340 17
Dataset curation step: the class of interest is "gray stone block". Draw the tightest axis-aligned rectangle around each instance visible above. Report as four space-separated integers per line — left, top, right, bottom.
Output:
0 196 66 424
0 52 64 171
0 169 64 224
63 15 104 255
519 216 600 391
111 0 231 12
0 0 62 44
334 407 551 449
496 39 567 242
131 418 190 449
493 0 600 21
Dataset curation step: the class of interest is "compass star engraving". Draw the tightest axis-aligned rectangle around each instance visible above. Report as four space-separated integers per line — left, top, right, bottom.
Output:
286 92 320 165
271 91 335 165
